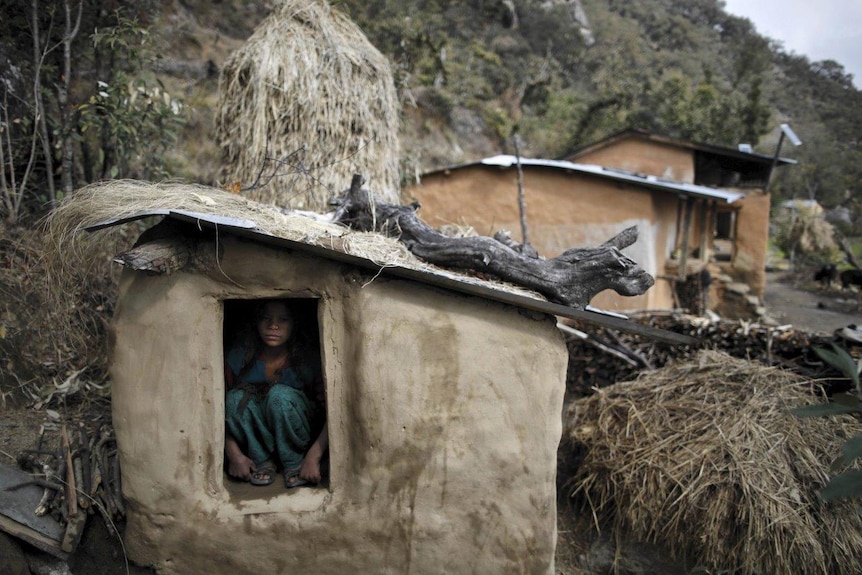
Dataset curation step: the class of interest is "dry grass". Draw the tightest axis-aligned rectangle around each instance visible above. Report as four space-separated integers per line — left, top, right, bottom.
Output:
0 222 117 407
563 350 862 575
215 0 401 212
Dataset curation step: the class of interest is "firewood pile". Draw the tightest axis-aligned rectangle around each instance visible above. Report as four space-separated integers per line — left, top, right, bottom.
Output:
10 404 121 554
564 311 853 399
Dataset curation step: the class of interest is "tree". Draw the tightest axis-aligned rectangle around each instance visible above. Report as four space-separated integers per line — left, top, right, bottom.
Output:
0 1 184 224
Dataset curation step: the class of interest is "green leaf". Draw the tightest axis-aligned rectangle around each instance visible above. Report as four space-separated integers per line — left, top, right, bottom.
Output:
829 455 847 473
821 469 862 501
832 393 859 407
814 345 860 387
842 434 862 464
790 403 858 417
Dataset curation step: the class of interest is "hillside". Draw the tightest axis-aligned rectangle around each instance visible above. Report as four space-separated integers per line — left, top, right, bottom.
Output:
1 0 860 224
132 0 861 224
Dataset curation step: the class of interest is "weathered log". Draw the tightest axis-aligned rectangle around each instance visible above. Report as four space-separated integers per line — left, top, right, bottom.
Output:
332 175 655 308
111 175 654 308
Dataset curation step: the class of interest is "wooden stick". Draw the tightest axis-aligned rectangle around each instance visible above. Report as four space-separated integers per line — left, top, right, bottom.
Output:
61 425 77 517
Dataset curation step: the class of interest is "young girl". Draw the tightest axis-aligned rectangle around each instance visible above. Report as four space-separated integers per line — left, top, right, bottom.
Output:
224 300 328 487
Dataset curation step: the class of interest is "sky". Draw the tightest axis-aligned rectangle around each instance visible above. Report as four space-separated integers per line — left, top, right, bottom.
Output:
722 0 862 87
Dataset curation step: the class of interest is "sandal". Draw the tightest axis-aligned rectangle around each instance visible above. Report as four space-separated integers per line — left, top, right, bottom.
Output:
250 461 276 486
283 467 309 489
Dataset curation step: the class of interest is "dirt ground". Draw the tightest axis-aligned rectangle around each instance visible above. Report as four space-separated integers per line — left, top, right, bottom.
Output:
2 271 861 574
762 270 862 335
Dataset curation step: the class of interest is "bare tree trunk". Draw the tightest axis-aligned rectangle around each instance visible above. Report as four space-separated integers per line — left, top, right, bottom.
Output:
0 90 15 220
32 0 57 206
59 0 84 198
837 234 862 269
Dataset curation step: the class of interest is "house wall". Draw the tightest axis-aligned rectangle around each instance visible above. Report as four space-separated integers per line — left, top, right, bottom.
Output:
569 137 696 183
721 190 770 296
407 166 678 311
570 135 774 300
110 235 567 575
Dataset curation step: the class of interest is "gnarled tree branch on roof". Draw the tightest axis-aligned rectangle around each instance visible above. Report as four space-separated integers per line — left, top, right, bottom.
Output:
332 175 655 309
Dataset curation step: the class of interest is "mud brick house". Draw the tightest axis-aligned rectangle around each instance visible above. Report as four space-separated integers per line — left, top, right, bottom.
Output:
405 129 796 313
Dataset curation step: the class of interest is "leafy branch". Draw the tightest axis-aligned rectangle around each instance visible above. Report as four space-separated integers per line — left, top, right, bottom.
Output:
792 344 862 501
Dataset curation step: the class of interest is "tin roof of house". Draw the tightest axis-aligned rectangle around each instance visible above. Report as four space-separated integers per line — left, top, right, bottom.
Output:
563 128 798 166
478 155 745 203
88 209 696 345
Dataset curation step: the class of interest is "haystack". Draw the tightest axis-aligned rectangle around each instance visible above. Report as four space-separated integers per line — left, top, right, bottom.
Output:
563 350 862 575
216 0 401 212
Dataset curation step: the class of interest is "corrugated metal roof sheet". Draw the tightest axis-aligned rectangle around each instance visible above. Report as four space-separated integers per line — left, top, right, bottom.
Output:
88 210 697 345
480 155 745 203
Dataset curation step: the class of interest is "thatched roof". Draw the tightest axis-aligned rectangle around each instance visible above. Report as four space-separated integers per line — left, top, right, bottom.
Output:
215 0 401 212
563 350 862 575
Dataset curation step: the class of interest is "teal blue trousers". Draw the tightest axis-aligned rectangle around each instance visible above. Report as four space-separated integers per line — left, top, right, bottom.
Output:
225 384 316 471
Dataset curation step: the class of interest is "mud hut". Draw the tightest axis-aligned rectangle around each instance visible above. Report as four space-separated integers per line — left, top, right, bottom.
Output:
215 0 401 211
46 180 569 574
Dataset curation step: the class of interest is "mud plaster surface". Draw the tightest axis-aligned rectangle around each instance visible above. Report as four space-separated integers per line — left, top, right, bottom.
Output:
109 236 567 575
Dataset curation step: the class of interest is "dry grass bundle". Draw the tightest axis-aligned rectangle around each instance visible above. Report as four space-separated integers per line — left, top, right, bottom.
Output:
216 0 401 212
794 216 838 256
563 350 862 575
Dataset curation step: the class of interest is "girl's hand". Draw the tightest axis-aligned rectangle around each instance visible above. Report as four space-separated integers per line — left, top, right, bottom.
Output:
227 452 256 481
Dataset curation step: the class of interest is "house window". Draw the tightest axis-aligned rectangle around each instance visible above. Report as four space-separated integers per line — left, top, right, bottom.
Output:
222 298 328 496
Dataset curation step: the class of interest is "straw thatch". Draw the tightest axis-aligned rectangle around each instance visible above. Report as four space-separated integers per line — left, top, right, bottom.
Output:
563 350 862 575
216 0 401 212
43 180 543 300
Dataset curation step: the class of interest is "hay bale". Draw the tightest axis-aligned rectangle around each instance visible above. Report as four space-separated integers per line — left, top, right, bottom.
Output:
216 0 401 212
563 350 862 575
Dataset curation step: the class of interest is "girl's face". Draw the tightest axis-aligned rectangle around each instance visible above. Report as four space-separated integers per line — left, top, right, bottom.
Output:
257 301 293 348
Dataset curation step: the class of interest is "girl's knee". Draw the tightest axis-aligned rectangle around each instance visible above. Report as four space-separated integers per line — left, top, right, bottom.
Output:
266 385 303 408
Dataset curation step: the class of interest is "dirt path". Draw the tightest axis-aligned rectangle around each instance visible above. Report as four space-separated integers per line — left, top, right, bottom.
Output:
762 271 862 336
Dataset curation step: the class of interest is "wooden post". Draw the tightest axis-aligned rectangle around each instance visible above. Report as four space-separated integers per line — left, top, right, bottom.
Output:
679 197 693 280
698 200 709 262
513 135 530 250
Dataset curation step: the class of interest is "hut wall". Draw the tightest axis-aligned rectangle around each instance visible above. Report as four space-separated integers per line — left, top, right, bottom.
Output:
110 235 567 575
405 166 677 311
